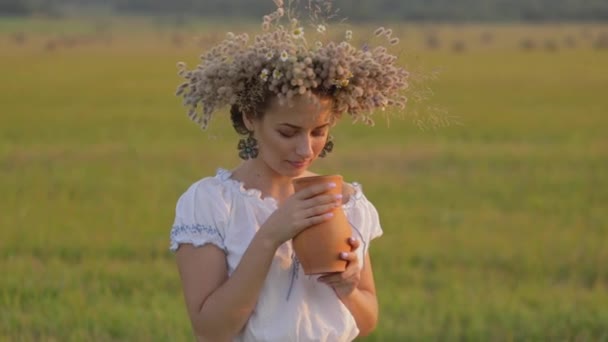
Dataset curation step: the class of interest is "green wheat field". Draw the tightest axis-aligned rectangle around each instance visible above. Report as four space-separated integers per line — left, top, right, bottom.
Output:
1 17 607 341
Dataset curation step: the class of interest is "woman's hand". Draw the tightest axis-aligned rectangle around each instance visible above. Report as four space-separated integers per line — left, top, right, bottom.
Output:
317 237 361 298
259 181 342 247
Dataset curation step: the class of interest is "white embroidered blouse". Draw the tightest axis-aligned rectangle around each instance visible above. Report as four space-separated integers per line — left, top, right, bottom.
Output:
170 168 383 342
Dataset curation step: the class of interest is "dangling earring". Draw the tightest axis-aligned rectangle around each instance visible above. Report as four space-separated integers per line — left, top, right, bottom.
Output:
237 133 259 160
319 135 334 158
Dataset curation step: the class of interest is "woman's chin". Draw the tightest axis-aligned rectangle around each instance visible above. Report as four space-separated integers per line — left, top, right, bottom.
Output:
284 169 306 178
280 165 308 178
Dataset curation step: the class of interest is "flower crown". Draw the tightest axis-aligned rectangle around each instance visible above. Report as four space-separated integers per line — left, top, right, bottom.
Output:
176 0 410 129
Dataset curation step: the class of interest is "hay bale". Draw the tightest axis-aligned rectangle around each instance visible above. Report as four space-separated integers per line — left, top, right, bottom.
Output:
480 31 494 45
425 34 440 50
11 31 26 45
451 40 467 53
519 38 537 51
593 32 608 50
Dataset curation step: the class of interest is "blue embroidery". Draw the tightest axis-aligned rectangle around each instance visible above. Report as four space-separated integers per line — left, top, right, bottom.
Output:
286 252 300 301
171 224 224 241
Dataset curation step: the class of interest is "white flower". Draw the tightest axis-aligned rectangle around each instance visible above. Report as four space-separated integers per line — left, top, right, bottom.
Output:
273 69 283 79
315 41 323 49
260 68 270 82
292 27 304 39
280 50 289 62
345 30 353 41
265 51 274 60
317 25 326 34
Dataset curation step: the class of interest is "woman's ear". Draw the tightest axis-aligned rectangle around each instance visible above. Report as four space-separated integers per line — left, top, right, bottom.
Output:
242 112 255 132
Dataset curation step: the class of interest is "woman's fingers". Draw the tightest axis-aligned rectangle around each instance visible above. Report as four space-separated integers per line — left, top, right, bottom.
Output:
318 265 358 284
295 182 336 200
347 237 360 251
303 201 341 218
340 251 358 263
301 193 341 210
301 211 334 229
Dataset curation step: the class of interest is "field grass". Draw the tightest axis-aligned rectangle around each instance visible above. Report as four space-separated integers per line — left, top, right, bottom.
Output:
1 17 608 341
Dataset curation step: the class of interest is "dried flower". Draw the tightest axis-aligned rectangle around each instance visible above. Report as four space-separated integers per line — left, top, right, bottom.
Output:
345 30 353 41
260 68 270 81
280 50 289 62
292 27 304 39
272 69 283 79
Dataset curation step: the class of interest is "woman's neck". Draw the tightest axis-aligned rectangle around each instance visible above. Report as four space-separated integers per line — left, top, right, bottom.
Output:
232 160 306 203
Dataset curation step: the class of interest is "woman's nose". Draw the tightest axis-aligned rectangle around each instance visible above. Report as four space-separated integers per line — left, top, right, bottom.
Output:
295 135 313 158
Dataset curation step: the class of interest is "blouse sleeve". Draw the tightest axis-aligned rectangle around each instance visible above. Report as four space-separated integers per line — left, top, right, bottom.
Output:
344 182 383 266
169 178 229 253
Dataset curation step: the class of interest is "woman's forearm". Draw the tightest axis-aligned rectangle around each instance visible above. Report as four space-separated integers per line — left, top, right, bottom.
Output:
194 233 280 341
338 288 379 337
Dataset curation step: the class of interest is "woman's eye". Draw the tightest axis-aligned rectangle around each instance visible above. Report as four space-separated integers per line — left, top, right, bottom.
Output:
312 130 327 137
279 131 294 138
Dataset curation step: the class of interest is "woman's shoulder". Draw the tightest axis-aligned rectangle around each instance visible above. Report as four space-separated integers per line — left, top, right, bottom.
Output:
178 169 230 203
173 170 234 226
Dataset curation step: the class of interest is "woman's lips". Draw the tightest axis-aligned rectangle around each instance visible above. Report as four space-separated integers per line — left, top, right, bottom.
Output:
288 160 308 168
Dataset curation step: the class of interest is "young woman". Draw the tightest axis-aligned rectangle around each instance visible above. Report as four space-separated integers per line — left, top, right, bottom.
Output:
170 2 409 340
170 94 382 341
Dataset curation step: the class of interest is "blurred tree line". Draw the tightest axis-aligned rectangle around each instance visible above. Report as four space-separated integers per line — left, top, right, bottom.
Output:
1 0 608 21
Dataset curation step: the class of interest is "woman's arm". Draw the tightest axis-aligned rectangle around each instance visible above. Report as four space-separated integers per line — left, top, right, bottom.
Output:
335 252 379 337
176 232 280 342
317 241 379 337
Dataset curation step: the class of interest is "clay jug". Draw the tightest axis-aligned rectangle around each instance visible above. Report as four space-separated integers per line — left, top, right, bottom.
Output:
292 174 351 275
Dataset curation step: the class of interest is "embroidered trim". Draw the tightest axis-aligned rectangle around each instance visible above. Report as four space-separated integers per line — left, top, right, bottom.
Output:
170 224 226 252
216 168 363 209
216 168 278 206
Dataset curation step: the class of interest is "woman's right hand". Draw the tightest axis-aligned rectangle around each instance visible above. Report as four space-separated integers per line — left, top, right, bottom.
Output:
259 182 342 247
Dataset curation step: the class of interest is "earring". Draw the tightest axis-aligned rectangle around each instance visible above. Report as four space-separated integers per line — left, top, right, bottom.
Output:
319 135 334 158
237 134 259 160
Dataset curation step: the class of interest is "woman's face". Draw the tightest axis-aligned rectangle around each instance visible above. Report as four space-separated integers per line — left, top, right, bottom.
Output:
245 95 333 178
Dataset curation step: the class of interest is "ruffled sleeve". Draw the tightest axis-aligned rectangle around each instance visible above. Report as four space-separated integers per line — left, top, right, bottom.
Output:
343 182 383 267
169 178 229 253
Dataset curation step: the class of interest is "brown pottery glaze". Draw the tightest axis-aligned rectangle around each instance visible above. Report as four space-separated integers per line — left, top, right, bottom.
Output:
292 174 351 275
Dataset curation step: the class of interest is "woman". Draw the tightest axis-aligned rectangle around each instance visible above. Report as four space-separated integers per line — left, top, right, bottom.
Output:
170 2 409 340
171 94 382 341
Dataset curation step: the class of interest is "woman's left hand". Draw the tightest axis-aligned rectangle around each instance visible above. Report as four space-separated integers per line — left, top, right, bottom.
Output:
318 237 361 299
